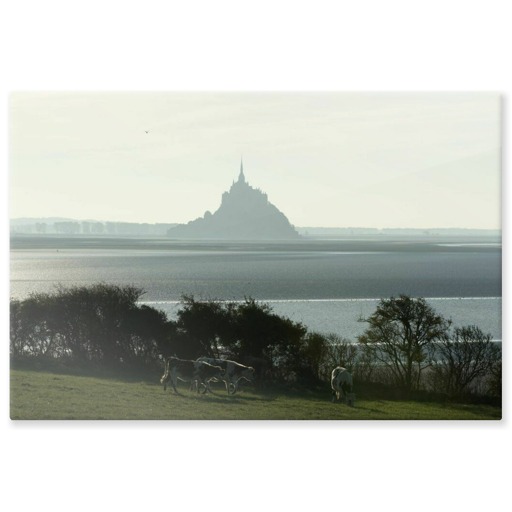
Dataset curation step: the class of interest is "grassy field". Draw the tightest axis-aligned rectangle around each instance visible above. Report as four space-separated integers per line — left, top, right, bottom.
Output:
10 369 501 420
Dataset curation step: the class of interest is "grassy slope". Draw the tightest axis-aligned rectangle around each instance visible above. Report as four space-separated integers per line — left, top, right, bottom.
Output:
10 369 501 421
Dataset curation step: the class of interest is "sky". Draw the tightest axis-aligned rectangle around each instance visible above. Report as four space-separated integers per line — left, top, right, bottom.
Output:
9 92 501 229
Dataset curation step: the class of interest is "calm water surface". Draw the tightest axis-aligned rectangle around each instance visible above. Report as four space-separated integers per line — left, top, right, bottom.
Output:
10 236 502 340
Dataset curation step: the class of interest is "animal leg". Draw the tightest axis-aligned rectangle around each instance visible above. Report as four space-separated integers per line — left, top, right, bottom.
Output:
171 375 179 394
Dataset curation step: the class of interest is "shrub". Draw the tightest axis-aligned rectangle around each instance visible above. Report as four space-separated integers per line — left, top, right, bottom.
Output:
10 284 170 375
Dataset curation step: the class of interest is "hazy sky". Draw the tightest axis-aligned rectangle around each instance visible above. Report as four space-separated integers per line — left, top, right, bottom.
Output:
9 92 500 229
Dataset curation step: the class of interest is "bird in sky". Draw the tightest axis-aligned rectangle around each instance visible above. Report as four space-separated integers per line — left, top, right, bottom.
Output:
145 130 149 134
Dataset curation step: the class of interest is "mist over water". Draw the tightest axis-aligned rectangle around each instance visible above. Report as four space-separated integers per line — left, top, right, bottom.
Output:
10 236 502 340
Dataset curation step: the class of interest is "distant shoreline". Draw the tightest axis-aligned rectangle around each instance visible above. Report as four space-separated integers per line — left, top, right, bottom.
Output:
297 227 501 237
9 217 501 238
9 234 502 253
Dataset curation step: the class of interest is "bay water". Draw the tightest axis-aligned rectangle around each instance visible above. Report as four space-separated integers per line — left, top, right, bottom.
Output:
10 235 502 341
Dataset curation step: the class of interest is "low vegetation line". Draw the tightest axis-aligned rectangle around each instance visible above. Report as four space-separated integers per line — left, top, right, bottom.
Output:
10 285 502 417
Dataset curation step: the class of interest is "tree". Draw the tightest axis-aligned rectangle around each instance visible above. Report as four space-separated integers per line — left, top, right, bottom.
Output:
174 297 310 380
176 296 236 358
430 325 501 398
358 295 450 394
232 298 307 378
173 296 309 381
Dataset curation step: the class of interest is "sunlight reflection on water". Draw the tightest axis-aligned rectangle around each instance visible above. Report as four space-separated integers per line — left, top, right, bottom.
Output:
11 239 501 340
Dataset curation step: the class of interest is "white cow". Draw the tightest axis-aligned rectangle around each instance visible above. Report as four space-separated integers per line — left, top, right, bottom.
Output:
197 357 256 394
331 367 353 403
161 356 224 394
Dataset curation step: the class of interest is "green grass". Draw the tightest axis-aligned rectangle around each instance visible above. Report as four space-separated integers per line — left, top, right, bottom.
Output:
10 369 501 420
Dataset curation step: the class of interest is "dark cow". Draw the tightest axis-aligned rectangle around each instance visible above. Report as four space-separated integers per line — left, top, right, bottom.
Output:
160 356 224 394
197 357 256 394
331 366 353 403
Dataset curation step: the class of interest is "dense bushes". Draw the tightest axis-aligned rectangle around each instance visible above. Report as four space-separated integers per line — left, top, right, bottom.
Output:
10 284 170 375
9 285 314 382
172 296 311 382
10 286 501 402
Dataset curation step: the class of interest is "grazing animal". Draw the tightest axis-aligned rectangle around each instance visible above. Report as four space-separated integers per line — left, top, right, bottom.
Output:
160 356 224 394
331 367 353 403
197 357 256 394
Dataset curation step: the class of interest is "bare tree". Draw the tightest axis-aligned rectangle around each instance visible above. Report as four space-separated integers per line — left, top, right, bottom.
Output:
431 326 501 398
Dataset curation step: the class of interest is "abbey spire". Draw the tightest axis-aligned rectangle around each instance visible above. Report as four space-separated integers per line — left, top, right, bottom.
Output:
238 157 246 184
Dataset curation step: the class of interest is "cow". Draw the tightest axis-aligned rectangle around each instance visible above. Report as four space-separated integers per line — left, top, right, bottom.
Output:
197 357 256 394
160 356 224 394
331 367 353 403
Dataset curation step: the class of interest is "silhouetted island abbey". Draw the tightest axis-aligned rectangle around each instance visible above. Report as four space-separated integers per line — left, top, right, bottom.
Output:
167 161 300 240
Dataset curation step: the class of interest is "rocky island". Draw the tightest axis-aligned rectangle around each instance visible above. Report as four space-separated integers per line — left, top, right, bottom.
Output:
168 161 300 240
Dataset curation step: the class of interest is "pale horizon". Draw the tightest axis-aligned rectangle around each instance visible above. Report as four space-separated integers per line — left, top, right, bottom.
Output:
8 215 502 232
9 92 501 230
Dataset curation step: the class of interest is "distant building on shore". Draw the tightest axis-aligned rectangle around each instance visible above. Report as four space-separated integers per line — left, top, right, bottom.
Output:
10 218 178 236
167 160 300 240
